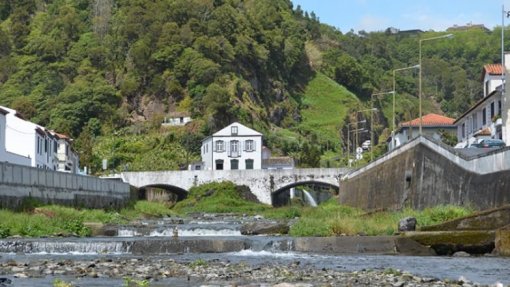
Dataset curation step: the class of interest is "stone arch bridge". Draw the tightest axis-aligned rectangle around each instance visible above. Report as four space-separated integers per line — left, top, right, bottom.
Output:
118 168 349 205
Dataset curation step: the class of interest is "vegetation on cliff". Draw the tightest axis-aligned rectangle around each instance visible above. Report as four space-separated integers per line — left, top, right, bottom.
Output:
0 0 506 171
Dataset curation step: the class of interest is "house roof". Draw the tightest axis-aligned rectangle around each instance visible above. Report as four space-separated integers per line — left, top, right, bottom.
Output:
474 127 491 137
213 122 262 137
484 64 504 76
167 111 190 118
400 113 455 127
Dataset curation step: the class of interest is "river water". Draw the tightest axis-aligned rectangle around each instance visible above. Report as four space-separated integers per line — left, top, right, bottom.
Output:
0 217 509 286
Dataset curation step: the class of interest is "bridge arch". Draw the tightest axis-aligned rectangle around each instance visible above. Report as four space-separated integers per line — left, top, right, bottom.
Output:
138 184 188 202
271 181 338 207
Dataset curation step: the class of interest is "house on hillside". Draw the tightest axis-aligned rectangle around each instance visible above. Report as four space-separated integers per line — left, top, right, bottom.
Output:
162 111 192 127
388 113 456 150
201 122 262 170
447 23 490 33
454 62 505 148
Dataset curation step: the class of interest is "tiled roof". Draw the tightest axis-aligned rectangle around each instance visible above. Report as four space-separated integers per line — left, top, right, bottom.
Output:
484 64 503 76
474 127 491 137
400 113 455 127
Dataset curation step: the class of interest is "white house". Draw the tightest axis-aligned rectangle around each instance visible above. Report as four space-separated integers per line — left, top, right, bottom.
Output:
53 132 80 173
162 112 192 127
454 62 506 148
0 105 79 173
201 122 262 170
388 113 456 150
0 107 31 166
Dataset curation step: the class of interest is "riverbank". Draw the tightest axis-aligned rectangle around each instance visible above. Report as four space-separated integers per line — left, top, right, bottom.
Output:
0 256 505 287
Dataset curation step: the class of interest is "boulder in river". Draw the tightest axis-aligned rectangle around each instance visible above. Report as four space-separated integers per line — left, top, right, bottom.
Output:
398 217 417 232
240 221 289 235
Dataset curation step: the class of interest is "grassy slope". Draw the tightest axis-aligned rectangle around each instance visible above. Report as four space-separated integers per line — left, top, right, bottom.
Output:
299 73 360 143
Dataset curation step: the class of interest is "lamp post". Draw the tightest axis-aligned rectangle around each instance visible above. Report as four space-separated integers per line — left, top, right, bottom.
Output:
346 120 366 167
419 33 453 135
370 92 392 161
392 65 420 148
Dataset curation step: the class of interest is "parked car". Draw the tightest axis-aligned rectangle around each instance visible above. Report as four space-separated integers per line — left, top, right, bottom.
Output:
473 139 506 148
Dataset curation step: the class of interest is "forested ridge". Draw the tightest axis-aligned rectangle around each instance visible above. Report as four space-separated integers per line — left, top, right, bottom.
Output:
0 0 505 171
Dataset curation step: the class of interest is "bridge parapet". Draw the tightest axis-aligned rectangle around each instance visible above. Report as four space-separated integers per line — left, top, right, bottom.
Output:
121 168 349 205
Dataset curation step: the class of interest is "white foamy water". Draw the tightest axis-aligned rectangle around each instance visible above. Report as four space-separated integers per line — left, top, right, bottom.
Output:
229 249 306 258
117 229 141 237
149 228 241 237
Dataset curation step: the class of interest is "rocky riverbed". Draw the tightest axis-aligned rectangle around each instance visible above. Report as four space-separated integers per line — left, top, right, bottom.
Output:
0 257 503 287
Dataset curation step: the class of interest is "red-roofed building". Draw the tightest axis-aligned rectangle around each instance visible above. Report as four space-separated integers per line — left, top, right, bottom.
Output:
482 63 504 98
389 113 456 150
454 54 510 148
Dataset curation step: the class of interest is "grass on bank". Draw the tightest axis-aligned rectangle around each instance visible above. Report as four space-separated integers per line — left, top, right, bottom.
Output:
0 182 474 238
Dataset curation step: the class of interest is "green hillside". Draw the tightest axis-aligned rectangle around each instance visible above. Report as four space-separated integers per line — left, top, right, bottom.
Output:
300 72 359 144
0 0 505 171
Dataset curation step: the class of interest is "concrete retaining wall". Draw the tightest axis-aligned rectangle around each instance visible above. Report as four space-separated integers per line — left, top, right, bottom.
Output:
339 137 510 211
0 162 132 209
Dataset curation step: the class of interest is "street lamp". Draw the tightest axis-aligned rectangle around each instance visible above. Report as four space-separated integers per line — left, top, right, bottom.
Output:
346 120 366 167
370 92 392 161
419 33 453 135
392 64 420 148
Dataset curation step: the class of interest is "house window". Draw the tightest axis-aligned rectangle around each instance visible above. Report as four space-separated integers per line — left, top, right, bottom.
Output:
245 140 254 151
485 80 490 96
231 126 238 135
462 123 465 139
245 159 254 170
498 100 502 116
491 102 495 119
215 159 224 170
230 140 239 157
231 159 239 170
482 108 486 125
45 139 48 153
472 114 477 131
215 140 224 152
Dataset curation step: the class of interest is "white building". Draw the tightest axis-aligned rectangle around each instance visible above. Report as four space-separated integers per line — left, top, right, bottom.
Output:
201 122 262 170
388 113 456 150
0 107 31 166
53 132 80 173
162 112 192 127
455 62 506 148
0 105 79 173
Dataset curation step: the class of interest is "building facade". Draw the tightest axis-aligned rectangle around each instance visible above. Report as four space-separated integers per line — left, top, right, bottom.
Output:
388 113 456 150
0 105 79 173
201 122 262 170
455 62 506 148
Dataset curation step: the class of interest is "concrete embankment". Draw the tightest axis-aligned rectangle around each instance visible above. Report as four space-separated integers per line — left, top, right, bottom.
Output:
340 136 510 211
0 161 133 209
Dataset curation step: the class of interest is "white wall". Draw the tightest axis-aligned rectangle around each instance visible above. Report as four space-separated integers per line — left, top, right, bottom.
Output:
201 122 263 170
201 137 213 170
162 116 192 126
484 74 503 97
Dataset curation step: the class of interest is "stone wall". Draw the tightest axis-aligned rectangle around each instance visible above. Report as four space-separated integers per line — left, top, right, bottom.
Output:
121 168 348 205
339 137 510 211
0 162 132 209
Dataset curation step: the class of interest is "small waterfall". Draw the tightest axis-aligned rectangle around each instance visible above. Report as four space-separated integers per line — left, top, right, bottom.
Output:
149 227 241 237
302 190 318 207
0 240 131 255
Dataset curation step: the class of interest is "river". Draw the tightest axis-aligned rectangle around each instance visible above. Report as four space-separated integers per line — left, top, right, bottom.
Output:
0 216 508 286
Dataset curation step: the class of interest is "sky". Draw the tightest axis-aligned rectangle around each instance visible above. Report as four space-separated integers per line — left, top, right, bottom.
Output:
291 0 510 33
